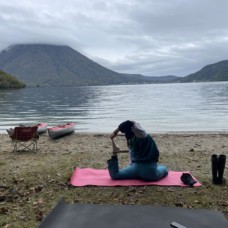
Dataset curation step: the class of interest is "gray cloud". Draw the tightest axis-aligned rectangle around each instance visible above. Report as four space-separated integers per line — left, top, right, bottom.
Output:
1 0 228 76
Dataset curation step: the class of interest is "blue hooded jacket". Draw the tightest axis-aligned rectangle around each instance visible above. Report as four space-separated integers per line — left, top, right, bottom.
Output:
118 120 159 163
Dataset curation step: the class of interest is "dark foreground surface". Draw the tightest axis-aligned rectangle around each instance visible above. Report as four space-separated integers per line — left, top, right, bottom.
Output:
40 199 228 228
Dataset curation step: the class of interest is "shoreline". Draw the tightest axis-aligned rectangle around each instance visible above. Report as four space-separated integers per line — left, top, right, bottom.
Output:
1 130 228 135
1 132 228 166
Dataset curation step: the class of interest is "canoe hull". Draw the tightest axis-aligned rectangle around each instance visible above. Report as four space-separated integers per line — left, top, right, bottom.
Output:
48 123 75 139
37 123 48 134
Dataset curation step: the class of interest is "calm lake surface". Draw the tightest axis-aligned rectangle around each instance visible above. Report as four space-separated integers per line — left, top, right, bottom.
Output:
1 82 228 133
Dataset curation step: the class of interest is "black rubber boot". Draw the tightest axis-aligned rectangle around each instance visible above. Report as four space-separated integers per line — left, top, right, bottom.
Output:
217 154 226 185
211 154 219 184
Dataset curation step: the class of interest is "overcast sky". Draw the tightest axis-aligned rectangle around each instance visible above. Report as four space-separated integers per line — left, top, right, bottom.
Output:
1 0 228 77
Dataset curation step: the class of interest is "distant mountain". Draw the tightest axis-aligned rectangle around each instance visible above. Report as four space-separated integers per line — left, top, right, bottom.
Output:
176 60 228 82
0 70 25 89
0 44 177 87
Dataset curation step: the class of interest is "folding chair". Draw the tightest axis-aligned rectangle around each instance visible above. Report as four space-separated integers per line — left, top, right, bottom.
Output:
8 126 39 153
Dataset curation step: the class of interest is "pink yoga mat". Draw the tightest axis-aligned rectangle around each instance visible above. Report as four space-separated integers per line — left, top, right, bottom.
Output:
70 167 201 187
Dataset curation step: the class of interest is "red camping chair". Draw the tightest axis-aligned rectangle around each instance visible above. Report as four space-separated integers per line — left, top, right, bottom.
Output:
8 126 39 152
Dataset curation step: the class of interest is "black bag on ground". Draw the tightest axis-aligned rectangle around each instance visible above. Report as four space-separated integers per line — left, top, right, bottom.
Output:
181 173 197 187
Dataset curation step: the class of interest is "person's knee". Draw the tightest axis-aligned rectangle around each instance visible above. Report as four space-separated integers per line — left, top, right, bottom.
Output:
164 169 168 176
110 175 119 180
158 166 168 178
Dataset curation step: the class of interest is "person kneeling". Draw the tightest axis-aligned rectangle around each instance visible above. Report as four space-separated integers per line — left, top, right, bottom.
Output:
107 120 168 181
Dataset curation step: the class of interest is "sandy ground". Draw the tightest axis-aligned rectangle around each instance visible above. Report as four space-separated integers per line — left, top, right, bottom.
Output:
2 131 227 172
0 132 228 227
0 133 228 167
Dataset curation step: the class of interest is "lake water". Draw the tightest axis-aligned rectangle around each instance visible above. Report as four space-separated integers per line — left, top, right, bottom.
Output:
1 82 228 133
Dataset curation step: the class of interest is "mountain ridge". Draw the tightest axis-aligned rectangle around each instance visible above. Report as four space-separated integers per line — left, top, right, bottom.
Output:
175 60 228 82
0 44 228 86
0 44 178 87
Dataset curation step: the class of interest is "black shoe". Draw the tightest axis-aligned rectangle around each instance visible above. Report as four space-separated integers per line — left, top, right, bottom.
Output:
181 173 197 187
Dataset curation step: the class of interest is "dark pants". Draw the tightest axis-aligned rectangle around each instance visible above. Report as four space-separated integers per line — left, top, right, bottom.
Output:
107 156 168 181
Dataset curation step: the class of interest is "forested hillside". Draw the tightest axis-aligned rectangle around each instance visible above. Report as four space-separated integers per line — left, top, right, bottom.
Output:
176 60 228 82
0 70 25 89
